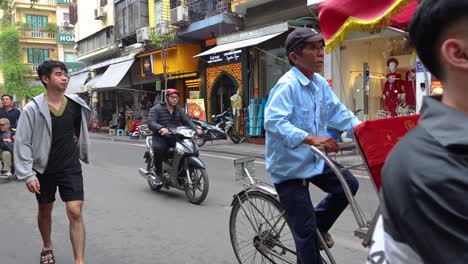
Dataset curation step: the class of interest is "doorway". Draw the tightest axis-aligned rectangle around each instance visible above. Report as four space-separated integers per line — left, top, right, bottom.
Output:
210 73 238 116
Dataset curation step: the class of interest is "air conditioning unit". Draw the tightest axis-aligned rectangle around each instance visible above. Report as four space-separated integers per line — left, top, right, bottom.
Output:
136 27 151 43
63 21 74 28
170 5 189 26
155 21 170 34
94 8 104 20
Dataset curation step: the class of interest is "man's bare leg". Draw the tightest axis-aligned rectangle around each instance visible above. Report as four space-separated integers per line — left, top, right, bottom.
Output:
66 201 85 264
38 203 54 250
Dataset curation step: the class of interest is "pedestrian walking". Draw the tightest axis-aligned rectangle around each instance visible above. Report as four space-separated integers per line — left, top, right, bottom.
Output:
14 60 91 264
264 27 361 263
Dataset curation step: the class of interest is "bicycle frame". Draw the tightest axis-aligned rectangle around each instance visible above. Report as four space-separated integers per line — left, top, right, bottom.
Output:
232 159 337 264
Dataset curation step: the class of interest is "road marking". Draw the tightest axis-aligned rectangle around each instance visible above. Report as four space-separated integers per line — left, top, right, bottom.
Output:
91 139 370 179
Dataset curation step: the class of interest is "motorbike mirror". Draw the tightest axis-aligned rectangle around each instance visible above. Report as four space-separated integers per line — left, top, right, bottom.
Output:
211 115 216 118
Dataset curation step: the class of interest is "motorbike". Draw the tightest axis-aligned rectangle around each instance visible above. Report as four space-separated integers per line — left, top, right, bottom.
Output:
192 110 243 147
138 126 209 205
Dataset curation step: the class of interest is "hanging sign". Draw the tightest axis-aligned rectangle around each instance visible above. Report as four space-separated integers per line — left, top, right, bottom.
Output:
207 49 242 64
186 99 206 121
142 56 153 75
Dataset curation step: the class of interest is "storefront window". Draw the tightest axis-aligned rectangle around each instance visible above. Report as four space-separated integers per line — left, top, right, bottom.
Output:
339 35 416 120
259 47 289 98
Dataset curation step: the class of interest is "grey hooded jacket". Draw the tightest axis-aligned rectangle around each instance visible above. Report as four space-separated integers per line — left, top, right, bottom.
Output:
14 94 91 184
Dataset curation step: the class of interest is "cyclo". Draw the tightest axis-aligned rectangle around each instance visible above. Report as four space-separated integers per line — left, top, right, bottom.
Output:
228 115 420 263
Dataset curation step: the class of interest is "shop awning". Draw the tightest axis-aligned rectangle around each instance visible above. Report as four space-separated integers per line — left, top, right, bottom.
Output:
194 32 284 57
66 71 89 94
94 59 135 89
317 0 417 52
83 73 103 90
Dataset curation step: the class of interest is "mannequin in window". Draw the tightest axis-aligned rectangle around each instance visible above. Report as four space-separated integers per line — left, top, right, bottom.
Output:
403 60 417 108
383 58 403 116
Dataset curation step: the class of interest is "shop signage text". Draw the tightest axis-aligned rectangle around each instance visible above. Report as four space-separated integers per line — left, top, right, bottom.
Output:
58 33 75 43
168 72 197 80
207 49 242 64
217 22 288 45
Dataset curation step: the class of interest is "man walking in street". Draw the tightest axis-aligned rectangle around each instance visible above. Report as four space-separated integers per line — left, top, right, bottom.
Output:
14 60 91 264
0 94 21 129
375 0 468 263
264 28 361 263
147 88 201 185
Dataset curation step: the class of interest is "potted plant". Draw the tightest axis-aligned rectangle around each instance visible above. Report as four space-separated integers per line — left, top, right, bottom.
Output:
43 22 58 32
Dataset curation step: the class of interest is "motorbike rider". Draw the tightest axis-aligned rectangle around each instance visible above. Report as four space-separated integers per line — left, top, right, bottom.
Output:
147 88 202 185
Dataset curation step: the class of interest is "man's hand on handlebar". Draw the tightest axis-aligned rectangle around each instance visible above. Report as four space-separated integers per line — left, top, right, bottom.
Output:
196 129 203 135
159 128 170 136
303 135 339 153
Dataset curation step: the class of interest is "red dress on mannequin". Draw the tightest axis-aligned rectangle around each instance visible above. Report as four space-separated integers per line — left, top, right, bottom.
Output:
383 72 402 116
403 69 417 108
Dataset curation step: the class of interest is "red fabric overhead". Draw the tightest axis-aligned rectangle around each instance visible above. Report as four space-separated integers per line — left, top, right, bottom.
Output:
390 0 418 30
354 115 420 191
317 0 416 52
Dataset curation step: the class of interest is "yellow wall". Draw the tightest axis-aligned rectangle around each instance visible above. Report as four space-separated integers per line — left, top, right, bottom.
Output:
162 0 170 22
141 44 200 76
15 6 57 24
149 0 155 28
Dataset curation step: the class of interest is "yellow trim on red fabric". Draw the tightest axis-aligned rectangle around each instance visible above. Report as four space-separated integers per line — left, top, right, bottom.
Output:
325 0 412 53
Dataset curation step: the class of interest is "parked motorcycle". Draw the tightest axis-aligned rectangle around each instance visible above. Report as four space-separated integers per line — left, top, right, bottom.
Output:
128 124 152 140
192 110 243 147
138 126 209 205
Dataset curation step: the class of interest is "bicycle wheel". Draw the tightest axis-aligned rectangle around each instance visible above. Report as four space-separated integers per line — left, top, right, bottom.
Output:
230 191 297 264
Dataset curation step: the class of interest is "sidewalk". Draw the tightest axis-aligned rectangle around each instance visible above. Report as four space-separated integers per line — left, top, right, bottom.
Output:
89 133 364 169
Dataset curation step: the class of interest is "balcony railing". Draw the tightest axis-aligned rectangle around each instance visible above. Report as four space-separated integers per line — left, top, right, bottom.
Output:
13 0 55 5
186 0 233 23
21 30 56 40
26 63 40 73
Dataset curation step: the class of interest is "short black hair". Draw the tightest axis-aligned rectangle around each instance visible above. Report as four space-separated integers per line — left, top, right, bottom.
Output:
1 94 13 100
288 41 307 66
409 0 468 80
37 60 68 88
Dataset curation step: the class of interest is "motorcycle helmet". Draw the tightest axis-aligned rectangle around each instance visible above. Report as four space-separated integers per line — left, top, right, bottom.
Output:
166 88 180 96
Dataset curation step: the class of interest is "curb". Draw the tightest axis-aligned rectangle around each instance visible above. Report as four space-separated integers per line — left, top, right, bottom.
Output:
90 135 266 159
201 147 265 159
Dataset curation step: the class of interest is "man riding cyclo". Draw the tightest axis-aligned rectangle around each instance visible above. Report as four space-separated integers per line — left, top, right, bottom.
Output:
264 28 361 264
147 89 202 185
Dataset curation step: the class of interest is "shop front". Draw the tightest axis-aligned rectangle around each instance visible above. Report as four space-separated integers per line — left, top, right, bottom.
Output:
317 0 428 120
197 42 248 137
328 30 418 121
195 22 296 139
136 43 201 109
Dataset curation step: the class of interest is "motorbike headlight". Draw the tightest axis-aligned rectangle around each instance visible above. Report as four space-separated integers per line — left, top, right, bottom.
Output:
179 128 195 138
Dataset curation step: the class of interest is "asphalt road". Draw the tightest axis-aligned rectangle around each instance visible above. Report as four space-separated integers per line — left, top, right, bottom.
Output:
0 139 378 263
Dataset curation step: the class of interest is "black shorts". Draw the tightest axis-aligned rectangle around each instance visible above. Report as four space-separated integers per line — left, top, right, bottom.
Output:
35 171 84 204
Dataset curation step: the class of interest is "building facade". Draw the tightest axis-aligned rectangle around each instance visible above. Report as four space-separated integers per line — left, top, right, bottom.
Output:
11 0 59 80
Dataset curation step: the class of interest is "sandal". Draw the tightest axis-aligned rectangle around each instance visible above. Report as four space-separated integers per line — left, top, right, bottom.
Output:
40 249 55 264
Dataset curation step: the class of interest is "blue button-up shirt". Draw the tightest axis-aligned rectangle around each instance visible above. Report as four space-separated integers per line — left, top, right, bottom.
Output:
265 67 361 184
